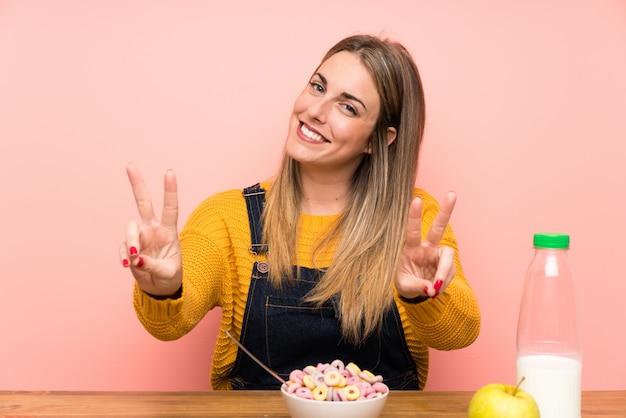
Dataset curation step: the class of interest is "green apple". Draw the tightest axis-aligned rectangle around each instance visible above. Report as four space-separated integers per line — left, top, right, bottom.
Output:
467 377 540 418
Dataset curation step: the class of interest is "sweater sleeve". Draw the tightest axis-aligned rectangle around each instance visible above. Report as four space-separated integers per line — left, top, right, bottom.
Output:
400 189 481 351
133 190 243 341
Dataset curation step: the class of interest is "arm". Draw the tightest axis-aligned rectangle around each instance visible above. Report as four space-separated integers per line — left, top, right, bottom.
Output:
122 163 231 341
401 237 480 350
395 189 481 350
133 229 229 341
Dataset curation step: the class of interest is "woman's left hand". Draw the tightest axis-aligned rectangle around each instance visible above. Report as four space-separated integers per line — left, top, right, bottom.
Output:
395 191 457 299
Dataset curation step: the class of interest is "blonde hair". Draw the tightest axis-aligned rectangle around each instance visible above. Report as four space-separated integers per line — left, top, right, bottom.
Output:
262 35 426 344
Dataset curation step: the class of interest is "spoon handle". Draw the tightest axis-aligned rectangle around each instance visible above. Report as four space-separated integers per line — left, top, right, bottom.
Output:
225 330 287 385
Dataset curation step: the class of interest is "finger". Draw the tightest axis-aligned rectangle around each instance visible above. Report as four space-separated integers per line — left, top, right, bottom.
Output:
118 243 130 267
130 254 150 270
161 169 179 228
424 191 457 246
125 220 141 257
130 253 178 286
397 275 434 299
404 197 423 249
433 245 456 292
126 162 157 223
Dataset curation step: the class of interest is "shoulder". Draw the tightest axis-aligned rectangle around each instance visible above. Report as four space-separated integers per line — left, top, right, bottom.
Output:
412 188 440 211
195 188 245 213
413 187 437 202
413 187 458 246
196 182 273 211
412 188 447 228
185 182 272 228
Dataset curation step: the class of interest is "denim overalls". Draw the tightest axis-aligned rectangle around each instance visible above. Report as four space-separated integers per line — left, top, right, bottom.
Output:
229 184 419 390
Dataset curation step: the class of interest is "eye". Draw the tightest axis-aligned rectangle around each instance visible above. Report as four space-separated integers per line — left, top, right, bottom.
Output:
342 103 358 116
309 81 325 93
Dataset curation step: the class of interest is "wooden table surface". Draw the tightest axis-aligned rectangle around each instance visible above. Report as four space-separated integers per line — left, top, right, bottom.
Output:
1 390 625 417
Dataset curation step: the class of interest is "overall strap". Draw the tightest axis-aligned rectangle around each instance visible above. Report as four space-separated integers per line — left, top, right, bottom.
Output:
242 183 268 255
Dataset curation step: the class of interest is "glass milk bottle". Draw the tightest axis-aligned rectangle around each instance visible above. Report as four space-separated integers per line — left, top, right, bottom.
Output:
516 233 582 418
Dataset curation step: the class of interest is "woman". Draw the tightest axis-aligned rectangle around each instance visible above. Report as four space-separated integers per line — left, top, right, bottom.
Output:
120 34 480 391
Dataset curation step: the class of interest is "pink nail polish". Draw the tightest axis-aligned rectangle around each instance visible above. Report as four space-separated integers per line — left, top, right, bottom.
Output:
122 259 129 267
434 280 443 291
136 257 144 268
129 247 138 255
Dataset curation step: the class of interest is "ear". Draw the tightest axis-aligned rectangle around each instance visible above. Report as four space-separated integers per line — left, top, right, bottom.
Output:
386 127 397 146
365 127 398 154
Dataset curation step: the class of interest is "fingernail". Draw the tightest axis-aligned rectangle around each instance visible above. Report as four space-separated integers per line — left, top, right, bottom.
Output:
129 247 138 255
136 257 144 268
122 259 129 267
434 280 443 291
423 285 430 296
432 291 440 299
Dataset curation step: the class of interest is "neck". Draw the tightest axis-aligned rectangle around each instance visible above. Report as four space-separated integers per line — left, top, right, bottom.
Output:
300 176 350 216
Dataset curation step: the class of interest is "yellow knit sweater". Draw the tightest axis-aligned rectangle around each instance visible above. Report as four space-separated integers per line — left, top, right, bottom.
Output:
133 182 481 390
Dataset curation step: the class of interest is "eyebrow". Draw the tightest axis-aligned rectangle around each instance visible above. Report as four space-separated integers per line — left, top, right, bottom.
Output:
316 73 368 111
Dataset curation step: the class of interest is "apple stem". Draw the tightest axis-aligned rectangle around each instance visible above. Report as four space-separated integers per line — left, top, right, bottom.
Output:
510 376 526 396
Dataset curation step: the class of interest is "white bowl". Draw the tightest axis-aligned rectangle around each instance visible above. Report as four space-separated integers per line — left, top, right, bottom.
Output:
281 384 388 418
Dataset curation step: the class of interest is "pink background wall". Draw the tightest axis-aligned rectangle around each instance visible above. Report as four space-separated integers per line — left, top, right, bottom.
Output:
1 0 625 391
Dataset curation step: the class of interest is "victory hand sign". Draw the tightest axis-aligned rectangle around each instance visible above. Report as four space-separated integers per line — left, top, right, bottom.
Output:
119 163 183 297
395 191 457 300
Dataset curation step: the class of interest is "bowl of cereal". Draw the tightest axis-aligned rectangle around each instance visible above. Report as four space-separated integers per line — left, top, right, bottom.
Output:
280 360 389 418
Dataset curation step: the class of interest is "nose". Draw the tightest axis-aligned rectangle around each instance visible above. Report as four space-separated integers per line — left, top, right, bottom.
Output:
307 97 330 124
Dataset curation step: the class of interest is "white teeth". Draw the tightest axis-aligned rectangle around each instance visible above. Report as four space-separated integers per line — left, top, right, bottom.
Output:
300 124 325 142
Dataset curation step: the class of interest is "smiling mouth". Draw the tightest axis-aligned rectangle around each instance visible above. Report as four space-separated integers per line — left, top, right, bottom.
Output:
300 123 328 143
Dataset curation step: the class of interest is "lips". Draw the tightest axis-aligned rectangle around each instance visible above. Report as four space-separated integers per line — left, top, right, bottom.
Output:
299 122 328 143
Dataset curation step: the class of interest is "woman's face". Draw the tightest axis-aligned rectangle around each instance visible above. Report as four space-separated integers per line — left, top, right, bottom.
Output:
285 51 381 176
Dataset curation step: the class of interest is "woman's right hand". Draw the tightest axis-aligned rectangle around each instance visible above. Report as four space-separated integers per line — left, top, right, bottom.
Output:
119 162 183 297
